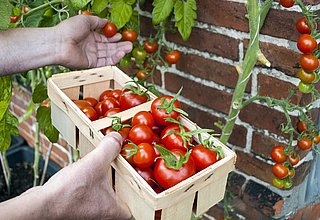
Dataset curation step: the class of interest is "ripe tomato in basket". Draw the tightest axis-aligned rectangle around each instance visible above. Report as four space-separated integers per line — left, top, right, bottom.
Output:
119 88 148 110
99 89 122 102
160 124 192 151
81 106 98 121
84 97 98 107
133 143 156 168
190 145 222 172
135 167 156 187
132 111 155 128
129 124 154 145
154 149 196 189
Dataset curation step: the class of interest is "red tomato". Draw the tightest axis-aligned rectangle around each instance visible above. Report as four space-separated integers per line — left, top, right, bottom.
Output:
81 10 92 15
94 101 104 117
272 163 289 179
153 134 161 145
165 50 181 64
144 40 159 53
74 100 91 110
119 89 148 110
136 70 149 81
99 89 122 102
103 108 122 117
299 54 319 72
135 167 156 187
152 124 165 136
151 96 182 126
128 124 154 145
190 145 221 171
314 135 320 145
297 34 317 54
81 106 97 121
279 0 294 7
84 97 98 107
296 17 316 34
9 15 20 23
133 143 156 168
23 7 29 14
297 120 308 133
298 138 313 150
100 97 120 114
122 29 137 42
288 151 300 166
271 146 287 163
121 143 135 166
132 111 155 128
160 124 192 151
154 149 196 189
103 22 117 37
40 100 51 108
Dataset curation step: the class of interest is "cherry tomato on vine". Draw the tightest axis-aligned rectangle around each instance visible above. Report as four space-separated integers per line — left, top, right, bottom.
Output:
271 145 287 163
84 97 98 107
128 124 154 145
297 68 316 84
314 135 320 145
272 163 289 179
154 149 196 189
165 50 181 64
298 81 313 93
272 177 284 188
136 70 149 81
190 145 221 171
41 100 51 108
23 7 29 14
9 15 20 23
298 138 313 150
299 54 319 72
297 34 317 54
119 57 131 67
296 17 316 34
279 0 294 8
297 120 308 133
288 151 300 166
284 179 293 189
133 143 156 168
289 168 295 178
82 10 93 15
103 22 117 38
132 111 155 128
132 48 147 63
144 40 159 53
122 29 137 42
81 106 98 121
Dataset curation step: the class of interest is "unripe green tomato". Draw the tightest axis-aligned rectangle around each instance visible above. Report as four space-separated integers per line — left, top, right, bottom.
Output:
284 179 293 189
132 48 147 63
272 177 284 189
119 57 131 67
298 81 313 93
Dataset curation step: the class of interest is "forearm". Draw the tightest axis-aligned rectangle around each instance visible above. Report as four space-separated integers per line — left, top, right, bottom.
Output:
0 186 55 220
0 27 61 76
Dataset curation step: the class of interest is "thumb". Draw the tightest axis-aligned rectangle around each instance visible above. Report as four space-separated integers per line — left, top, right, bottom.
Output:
86 15 107 30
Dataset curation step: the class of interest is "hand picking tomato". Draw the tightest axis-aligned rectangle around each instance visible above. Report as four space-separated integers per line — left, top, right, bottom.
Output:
133 143 156 168
297 34 317 54
119 88 148 110
144 40 159 53
132 111 155 128
103 21 117 38
271 145 287 163
160 124 192 151
129 124 154 145
154 148 196 189
122 29 137 42
272 163 289 179
190 145 222 172
165 50 181 64
99 89 122 102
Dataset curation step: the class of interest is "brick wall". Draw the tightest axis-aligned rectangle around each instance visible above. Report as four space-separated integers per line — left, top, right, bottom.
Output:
8 0 320 219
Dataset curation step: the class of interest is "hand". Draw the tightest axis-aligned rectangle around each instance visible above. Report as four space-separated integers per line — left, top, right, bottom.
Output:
42 132 131 220
55 15 132 69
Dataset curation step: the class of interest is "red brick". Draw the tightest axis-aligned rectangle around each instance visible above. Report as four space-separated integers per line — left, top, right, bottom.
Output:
197 0 248 32
165 72 233 114
235 150 273 183
258 74 302 105
261 9 301 41
176 53 251 92
166 28 239 61
140 16 157 38
239 102 298 136
244 40 300 76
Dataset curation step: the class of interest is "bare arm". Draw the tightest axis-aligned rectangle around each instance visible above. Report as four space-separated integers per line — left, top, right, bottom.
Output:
0 132 132 220
0 15 132 76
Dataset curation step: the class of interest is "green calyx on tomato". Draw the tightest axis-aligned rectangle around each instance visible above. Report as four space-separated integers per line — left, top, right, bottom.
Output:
123 80 150 99
156 87 188 116
154 144 191 170
198 134 225 160
109 116 131 132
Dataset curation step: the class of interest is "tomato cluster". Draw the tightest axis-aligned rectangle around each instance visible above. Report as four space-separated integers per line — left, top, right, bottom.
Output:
8 6 29 23
279 0 320 93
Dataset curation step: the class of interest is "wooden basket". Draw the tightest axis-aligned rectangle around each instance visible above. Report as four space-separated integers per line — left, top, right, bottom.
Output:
48 66 236 220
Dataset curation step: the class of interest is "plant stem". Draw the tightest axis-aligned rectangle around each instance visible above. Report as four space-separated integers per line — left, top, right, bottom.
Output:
220 0 273 144
0 152 11 195
40 142 53 186
33 122 40 186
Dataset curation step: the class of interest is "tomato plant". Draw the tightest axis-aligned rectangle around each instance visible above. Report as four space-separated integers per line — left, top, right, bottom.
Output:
288 151 300 166
298 81 313 93
297 120 308 133
136 70 149 81
132 48 147 63
296 17 315 34
103 22 117 38
122 29 137 42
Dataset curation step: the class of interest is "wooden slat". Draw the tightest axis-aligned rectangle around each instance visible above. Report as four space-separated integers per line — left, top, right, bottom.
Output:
63 87 80 101
83 81 110 99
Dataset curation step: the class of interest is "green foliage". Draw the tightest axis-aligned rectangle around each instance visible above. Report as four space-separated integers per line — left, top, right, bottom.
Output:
152 0 175 25
0 0 13 29
92 0 109 14
0 76 12 121
36 106 59 143
32 84 48 103
0 110 19 152
109 0 135 29
174 0 197 41
70 0 91 10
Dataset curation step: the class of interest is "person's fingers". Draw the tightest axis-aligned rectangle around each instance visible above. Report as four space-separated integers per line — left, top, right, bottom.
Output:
86 15 107 30
96 58 106 67
97 41 133 54
95 33 122 43
106 33 122 43
106 51 126 65
114 197 133 220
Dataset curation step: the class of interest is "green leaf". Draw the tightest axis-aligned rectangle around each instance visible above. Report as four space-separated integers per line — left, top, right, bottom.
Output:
18 100 34 124
0 76 12 121
152 0 175 25
32 84 48 104
92 0 109 14
36 106 59 143
70 0 91 10
24 8 46 27
0 110 19 152
39 14 61 27
174 0 197 41
109 0 134 29
0 0 13 30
